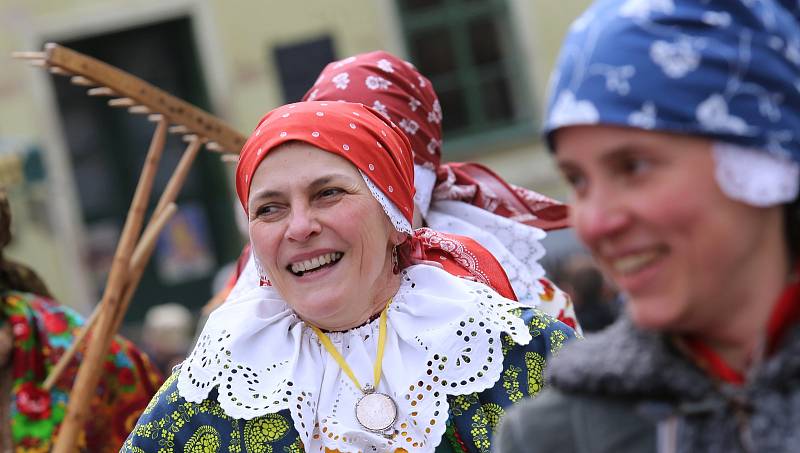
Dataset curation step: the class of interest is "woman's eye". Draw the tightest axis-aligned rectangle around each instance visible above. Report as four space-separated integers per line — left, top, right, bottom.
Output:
254 204 280 218
620 155 653 177
562 170 587 196
319 188 344 198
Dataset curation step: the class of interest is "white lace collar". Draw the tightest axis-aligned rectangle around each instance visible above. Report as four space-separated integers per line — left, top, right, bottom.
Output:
179 264 531 452
426 200 547 304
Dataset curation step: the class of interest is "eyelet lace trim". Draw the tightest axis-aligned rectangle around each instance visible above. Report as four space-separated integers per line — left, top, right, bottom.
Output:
178 265 531 452
359 170 413 234
712 142 799 207
427 200 547 305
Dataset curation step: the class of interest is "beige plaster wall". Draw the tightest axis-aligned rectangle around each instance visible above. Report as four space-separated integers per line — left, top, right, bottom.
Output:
0 0 590 307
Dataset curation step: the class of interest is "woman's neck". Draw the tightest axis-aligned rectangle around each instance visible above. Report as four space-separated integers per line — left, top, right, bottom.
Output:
311 272 402 332
697 244 792 372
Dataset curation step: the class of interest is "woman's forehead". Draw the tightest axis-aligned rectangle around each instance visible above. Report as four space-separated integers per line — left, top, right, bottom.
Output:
251 144 361 190
555 125 708 159
263 142 357 170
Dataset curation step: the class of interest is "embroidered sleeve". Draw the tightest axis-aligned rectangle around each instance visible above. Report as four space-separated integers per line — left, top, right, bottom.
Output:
445 308 577 452
122 369 302 452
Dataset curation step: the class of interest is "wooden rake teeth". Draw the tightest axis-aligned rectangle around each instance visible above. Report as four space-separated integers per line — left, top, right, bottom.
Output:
88 86 117 97
49 66 73 76
70 75 97 87
128 106 151 115
108 97 136 107
15 43 248 154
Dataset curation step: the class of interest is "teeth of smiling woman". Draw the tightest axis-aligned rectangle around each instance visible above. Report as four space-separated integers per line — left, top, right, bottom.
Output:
290 252 343 274
611 250 661 275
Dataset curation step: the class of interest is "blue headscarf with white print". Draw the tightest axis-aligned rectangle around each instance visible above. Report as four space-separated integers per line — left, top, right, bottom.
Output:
544 0 800 163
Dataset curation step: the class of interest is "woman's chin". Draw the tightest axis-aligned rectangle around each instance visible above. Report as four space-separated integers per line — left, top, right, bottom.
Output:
626 296 687 332
284 289 350 324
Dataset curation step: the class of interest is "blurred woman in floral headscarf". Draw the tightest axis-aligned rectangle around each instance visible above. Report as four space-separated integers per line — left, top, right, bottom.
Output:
0 190 162 452
125 101 575 452
496 1 800 452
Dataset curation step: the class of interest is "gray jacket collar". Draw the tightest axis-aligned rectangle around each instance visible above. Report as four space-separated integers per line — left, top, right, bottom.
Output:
547 316 800 401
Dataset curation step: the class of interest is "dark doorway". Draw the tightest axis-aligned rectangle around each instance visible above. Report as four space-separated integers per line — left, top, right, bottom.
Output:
49 17 240 322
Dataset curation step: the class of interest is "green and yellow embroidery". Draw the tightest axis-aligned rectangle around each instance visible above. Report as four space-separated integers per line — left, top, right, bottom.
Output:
501 365 523 402
244 413 291 452
524 351 545 396
184 426 221 453
480 403 505 430
450 393 480 416
550 329 568 355
145 373 179 415
470 408 491 453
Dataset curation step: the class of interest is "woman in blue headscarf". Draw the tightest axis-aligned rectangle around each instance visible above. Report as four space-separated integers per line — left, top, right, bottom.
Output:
495 1 800 452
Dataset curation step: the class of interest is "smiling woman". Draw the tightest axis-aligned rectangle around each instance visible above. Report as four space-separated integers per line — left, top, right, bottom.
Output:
247 142 404 331
209 50 579 333
122 101 575 452
496 1 800 452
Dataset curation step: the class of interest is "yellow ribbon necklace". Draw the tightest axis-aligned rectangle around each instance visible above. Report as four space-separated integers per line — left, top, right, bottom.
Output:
309 299 397 436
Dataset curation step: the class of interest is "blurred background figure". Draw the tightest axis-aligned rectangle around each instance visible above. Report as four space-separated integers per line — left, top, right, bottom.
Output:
553 253 618 333
0 189 162 452
141 302 193 375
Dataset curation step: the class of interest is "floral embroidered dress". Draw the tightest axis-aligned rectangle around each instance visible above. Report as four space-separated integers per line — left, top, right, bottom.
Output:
124 265 576 452
3 291 162 452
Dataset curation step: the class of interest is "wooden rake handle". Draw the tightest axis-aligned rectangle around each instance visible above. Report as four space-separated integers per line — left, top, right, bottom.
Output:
11 44 248 452
51 120 167 453
41 136 203 391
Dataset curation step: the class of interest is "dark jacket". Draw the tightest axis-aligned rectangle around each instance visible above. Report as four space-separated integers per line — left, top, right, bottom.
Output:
495 317 800 453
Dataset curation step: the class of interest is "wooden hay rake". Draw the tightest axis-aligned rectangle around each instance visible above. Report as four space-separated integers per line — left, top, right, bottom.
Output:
13 43 247 453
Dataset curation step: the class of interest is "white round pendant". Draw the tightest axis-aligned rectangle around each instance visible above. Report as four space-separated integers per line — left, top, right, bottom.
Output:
355 391 397 433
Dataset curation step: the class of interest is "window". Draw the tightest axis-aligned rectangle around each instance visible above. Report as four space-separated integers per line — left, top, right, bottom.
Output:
273 36 336 103
397 0 534 148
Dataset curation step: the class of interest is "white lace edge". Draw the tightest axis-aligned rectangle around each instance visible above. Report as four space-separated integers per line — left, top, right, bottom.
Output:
179 265 531 453
413 164 436 218
427 200 547 304
712 142 799 207
359 169 413 234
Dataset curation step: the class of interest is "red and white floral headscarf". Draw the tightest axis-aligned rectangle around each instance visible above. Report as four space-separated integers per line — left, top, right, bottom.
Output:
301 52 578 330
235 100 516 300
302 50 569 230
304 51 442 170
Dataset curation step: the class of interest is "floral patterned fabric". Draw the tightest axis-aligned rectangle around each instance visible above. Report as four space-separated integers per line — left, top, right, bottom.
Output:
123 307 576 453
545 0 800 163
3 290 162 453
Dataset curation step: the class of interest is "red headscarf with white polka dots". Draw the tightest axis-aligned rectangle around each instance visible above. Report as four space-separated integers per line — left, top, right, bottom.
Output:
235 100 517 300
236 101 415 225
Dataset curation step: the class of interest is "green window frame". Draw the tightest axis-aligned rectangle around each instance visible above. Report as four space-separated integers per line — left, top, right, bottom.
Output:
397 0 537 155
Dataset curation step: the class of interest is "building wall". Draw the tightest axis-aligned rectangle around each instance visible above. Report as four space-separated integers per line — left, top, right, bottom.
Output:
0 0 590 309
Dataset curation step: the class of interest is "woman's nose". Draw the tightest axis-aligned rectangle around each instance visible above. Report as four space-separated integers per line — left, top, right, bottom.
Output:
285 206 321 241
573 193 631 247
